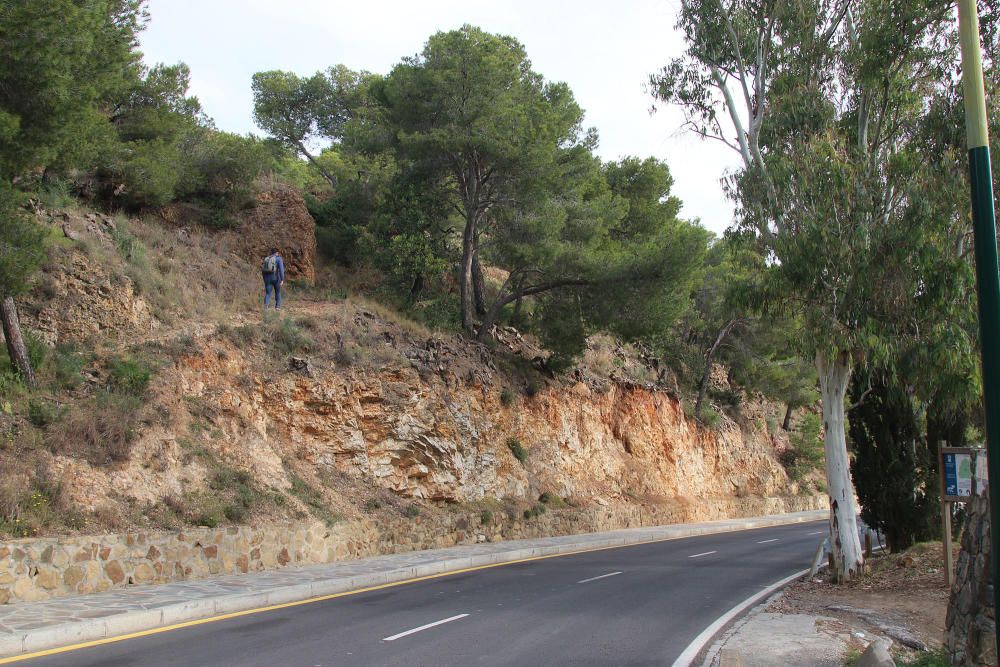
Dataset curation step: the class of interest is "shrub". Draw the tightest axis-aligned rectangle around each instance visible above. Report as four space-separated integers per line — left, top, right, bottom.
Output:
405 504 421 518
51 345 86 389
524 381 540 397
27 400 59 428
506 437 528 463
499 387 515 407
288 474 340 526
46 391 142 464
523 503 546 520
163 335 199 359
217 323 259 347
23 330 49 374
36 179 76 210
266 318 312 355
480 509 493 525
108 356 153 394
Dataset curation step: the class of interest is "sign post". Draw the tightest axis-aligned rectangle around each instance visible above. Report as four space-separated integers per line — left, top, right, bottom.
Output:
940 446 989 588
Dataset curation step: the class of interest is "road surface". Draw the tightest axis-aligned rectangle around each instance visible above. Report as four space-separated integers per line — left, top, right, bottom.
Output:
15 520 826 666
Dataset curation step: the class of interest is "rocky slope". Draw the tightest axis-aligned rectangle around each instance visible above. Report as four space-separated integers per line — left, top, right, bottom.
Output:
6 193 818 538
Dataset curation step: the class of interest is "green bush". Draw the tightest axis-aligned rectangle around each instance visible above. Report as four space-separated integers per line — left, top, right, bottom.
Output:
265 318 312 354
523 503 546 520
108 356 153 394
23 330 49 374
405 504 421 518
36 179 75 210
480 509 493 525
506 437 528 463
51 345 86 389
27 399 59 428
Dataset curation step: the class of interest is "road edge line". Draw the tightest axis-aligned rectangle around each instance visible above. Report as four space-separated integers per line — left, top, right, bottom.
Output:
670 568 809 667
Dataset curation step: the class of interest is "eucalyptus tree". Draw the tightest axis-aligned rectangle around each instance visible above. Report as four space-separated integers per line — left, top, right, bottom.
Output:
651 0 959 580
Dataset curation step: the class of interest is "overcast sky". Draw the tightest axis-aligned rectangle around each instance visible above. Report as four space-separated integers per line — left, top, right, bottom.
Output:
139 0 740 235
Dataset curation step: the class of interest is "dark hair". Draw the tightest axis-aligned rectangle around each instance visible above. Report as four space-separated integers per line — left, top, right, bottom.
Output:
270 247 279 254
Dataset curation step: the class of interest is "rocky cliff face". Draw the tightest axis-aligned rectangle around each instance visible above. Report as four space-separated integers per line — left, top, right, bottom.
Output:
61 304 795 516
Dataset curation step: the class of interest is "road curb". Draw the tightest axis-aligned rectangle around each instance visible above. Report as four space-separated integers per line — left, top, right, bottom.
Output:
0 510 826 659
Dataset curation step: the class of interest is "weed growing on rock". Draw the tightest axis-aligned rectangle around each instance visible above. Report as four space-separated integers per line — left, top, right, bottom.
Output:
523 504 546 520
405 504 421 518
288 474 340 527
266 317 312 354
506 437 528 463
480 509 493 525
499 387 515 407
217 323 260 347
538 492 567 508
108 355 153 394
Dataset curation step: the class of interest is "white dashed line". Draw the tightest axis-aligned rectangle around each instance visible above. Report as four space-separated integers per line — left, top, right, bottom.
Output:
382 614 469 641
808 531 825 535
577 571 623 584
757 539 779 544
688 551 717 558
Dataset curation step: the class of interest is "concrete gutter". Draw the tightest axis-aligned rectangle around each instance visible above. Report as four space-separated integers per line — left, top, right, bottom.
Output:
0 510 826 659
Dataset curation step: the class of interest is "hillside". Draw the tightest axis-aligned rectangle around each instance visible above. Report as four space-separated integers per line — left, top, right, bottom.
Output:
0 189 823 603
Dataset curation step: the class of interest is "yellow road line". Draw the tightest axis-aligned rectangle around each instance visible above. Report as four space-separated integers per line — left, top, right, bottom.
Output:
0 519 822 664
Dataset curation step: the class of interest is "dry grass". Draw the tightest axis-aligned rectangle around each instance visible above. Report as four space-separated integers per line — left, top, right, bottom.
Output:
45 391 143 465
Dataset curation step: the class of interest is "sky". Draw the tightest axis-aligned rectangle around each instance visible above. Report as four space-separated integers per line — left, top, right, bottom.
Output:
139 0 740 235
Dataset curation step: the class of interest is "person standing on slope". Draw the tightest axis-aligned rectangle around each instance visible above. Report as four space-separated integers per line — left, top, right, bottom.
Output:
262 247 285 311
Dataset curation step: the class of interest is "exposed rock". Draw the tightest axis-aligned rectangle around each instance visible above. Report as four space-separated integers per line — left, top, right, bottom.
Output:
855 639 894 667
232 186 316 285
20 248 157 344
289 356 315 377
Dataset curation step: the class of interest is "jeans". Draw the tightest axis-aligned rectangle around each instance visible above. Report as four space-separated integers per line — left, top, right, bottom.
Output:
264 278 281 309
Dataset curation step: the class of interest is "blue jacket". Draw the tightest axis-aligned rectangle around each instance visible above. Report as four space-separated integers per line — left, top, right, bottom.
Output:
263 253 285 282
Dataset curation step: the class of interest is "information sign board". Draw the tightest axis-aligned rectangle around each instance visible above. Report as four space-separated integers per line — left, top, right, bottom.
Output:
942 447 988 502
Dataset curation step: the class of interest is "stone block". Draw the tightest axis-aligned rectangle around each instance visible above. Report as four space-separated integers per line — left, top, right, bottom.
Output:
63 565 86 589
132 563 154 584
105 560 125 585
146 545 160 561
34 567 60 590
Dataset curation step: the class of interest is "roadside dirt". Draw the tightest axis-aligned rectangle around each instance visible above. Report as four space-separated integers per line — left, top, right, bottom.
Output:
768 541 951 660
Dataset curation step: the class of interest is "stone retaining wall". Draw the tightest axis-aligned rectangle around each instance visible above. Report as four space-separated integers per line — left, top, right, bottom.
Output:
0 495 825 605
947 488 997 666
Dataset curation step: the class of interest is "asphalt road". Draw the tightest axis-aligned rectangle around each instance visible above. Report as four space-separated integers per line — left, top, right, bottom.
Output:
19 520 826 667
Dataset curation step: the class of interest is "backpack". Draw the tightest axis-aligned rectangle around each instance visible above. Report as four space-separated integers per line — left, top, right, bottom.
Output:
262 254 277 275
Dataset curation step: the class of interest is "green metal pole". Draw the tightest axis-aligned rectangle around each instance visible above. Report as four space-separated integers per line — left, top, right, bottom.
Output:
958 0 1000 648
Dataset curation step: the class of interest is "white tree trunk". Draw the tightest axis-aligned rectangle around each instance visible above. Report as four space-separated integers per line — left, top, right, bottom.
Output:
816 350 865 582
